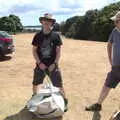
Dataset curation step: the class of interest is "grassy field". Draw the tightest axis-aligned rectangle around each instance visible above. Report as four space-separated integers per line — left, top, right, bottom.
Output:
0 33 120 120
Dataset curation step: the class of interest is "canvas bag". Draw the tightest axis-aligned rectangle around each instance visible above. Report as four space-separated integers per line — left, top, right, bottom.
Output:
26 77 65 118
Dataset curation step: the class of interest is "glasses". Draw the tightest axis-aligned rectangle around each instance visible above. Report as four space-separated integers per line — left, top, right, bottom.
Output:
42 18 53 22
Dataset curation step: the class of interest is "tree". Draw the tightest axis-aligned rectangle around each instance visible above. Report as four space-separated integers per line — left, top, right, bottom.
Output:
60 21 66 34
9 14 23 32
62 16 79 36
0 17 16 32
0 14 23 34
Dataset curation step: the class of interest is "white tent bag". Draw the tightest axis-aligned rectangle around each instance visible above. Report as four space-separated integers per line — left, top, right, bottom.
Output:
26 83 65 118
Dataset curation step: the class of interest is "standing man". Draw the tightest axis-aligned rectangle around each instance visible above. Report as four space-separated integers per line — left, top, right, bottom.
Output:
31 13 68 111
85 11 120 111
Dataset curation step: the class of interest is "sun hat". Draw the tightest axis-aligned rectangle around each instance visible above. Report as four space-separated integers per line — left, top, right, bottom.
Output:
110 11 120 21
39 13 56 24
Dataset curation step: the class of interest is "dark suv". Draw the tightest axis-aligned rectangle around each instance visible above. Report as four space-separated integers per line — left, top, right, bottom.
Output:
0 31 14 57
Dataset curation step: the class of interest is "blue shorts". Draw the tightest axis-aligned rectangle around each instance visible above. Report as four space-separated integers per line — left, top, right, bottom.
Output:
105 67 120 88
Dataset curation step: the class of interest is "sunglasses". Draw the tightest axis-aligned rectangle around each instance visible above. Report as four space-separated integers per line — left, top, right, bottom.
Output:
42 18 53 22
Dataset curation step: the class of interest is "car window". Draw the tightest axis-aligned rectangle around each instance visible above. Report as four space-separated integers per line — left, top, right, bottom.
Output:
0 31 11 38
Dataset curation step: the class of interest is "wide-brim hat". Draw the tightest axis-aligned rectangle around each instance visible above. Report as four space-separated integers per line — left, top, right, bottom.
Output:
110 11 120 21
39 13 56 24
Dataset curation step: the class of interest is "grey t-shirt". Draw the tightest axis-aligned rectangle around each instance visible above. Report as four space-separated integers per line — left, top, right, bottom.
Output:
108 27 120 66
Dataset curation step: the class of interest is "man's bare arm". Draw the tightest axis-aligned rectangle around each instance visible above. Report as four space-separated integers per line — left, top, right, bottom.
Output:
55 46 61 64
32 46 41 64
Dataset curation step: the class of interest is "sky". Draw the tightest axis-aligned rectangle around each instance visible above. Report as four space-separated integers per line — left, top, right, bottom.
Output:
0 0 119 26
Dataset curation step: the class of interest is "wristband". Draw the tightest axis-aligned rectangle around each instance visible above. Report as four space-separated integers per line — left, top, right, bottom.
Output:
54 62 58 68
38 62 41 66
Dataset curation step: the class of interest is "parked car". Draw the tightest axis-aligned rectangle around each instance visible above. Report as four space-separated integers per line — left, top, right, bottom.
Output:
0 31 14 57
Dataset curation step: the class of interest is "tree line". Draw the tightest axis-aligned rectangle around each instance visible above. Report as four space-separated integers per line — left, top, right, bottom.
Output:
0 1 119 41
60 2 120 42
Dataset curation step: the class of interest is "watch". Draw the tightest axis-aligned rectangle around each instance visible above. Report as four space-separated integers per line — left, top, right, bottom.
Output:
54 62 58 68
38 62 41 65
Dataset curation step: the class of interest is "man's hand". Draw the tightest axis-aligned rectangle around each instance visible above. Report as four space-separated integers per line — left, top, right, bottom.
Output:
39 63 47 70
48 63 55 72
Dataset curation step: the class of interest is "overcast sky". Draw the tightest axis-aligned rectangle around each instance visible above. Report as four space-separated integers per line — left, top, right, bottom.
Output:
0 0 119 26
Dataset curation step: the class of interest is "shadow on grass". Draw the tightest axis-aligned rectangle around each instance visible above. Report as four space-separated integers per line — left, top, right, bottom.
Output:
0 56 12 62
3 107 63 120
92 111 101 120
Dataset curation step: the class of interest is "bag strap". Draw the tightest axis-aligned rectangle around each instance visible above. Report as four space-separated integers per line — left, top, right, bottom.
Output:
44 69 53 89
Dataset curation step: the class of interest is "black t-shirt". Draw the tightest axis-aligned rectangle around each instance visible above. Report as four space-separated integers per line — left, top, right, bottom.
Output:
32 30 62 66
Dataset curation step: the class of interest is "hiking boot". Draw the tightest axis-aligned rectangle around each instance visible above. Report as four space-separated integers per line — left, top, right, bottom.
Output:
64 98 68 112
85 103 102 111
112 111 120 120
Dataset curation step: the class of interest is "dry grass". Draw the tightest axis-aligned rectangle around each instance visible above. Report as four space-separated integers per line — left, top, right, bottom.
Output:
0 33 120 120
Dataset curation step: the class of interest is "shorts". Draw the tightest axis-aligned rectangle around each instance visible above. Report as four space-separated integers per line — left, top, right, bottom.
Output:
105 66 120 88
32 66 63 87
